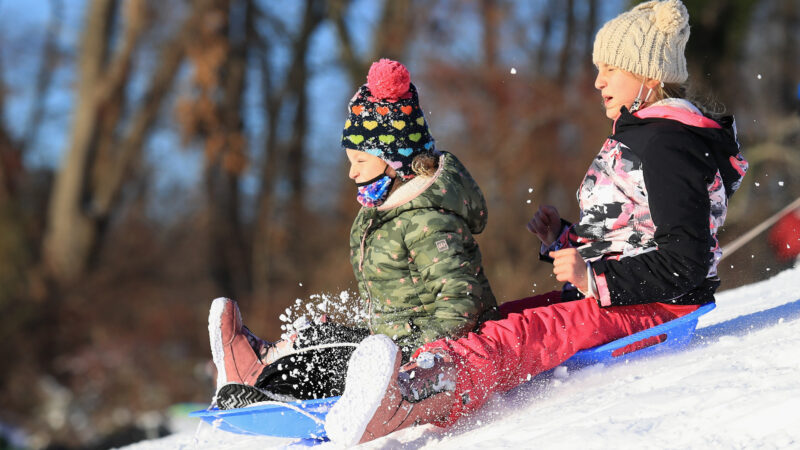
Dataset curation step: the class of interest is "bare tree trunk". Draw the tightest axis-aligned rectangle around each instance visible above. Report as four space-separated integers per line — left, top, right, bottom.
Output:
777 0 799 112
557 0 575 84
251 34 283 295
536 0 557 74
23 0 64 151
250 0 325 296
481 0 502 70
202 0 252 296
370 0 414 61
0 86 22 201
332 0 416 78
583 0 597 75
43 0 190 285
43 0 118 283
285 0 325 245
328 0 367 84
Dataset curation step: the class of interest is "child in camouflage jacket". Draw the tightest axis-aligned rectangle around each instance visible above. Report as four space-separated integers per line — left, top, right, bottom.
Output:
207 59 499 408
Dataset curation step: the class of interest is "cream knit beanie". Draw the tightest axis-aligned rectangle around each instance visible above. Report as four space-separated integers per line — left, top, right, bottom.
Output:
593 0 690 83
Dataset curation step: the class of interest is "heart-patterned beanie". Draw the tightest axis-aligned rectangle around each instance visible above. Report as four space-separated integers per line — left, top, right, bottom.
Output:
341 59 435 180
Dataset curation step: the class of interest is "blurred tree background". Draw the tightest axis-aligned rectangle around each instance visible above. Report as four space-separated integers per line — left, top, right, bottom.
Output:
0 0 797 447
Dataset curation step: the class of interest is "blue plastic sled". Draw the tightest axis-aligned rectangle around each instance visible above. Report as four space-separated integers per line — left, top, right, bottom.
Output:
190 302 716 440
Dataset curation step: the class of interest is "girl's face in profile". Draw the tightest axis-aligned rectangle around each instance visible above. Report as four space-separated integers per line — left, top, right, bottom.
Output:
345 149 391 183
594 63 658 120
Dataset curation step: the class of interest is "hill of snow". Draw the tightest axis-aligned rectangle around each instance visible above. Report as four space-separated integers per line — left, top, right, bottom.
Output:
124 265 800 449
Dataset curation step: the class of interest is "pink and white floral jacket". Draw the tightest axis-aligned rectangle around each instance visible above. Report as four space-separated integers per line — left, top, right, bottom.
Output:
545 99 748 307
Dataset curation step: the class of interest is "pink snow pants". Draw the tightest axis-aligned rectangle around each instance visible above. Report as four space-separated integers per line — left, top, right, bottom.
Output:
417 291 701 426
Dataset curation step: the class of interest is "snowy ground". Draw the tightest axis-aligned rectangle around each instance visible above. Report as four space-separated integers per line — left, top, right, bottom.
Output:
124 265 800 449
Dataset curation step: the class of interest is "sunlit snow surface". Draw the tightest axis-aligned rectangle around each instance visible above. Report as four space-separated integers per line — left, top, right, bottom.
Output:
125 265 800 449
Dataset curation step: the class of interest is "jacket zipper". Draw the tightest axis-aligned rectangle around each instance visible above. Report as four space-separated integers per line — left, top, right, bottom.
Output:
359 218 372 272
359 218 374 331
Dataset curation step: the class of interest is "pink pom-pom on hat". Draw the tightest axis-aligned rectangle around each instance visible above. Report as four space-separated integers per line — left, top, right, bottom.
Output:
366 58 412 102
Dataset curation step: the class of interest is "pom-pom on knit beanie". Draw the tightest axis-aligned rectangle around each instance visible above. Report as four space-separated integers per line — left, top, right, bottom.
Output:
342 59 435 180
593 0 690 83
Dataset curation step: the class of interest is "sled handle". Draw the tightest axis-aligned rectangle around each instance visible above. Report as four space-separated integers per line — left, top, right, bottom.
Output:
721 196 800 260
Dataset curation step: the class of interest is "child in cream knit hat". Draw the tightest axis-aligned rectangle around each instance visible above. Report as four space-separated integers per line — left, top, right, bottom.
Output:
324 2 750 446
591 0 697 119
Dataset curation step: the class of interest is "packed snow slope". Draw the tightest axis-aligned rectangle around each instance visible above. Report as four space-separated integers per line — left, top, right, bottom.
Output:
126 265 800 449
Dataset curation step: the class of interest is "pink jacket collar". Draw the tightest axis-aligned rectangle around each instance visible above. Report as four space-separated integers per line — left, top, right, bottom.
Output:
633 98 722 128
613 99 722 134
634 105 721 129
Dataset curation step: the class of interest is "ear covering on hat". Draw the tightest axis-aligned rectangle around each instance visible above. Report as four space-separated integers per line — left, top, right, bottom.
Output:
592 0 690 83
342 59 435 180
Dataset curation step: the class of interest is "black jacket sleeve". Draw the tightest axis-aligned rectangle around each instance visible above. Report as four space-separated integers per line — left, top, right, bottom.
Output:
591 125 716 305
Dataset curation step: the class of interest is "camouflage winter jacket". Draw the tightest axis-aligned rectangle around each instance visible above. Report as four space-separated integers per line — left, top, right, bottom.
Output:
349 152 499 356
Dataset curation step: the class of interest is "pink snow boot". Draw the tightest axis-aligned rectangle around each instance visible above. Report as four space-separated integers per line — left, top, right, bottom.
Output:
208 297 271 391
325 334 456 445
